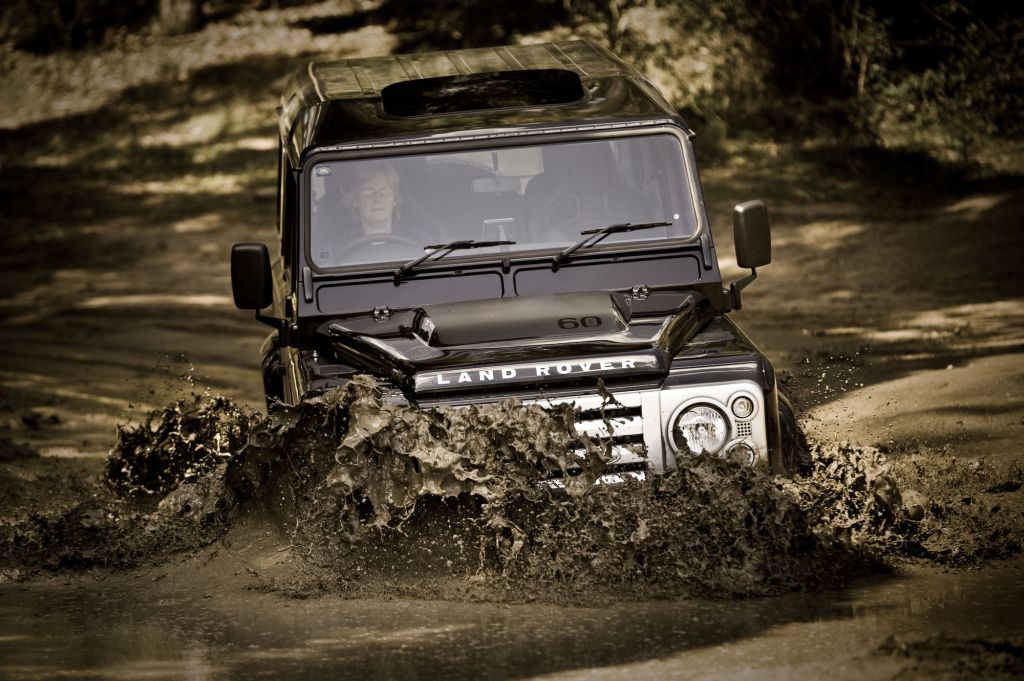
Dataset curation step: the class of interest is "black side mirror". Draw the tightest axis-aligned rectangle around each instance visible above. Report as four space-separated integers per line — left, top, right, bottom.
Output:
733 200 772 269
231 243 272 310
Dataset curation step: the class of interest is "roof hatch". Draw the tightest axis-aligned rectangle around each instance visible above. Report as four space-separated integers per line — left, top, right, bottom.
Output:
380 69 586 117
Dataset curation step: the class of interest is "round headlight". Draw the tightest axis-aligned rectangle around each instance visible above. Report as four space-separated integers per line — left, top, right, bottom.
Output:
727 441 756 465
671 404 728 455
732 396 754 419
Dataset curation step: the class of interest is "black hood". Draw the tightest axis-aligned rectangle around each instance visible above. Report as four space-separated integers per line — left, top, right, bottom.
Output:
319 290 712 395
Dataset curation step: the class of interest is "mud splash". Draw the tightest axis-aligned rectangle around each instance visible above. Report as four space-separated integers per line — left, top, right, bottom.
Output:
877 634 1024 680
3 376 1021 597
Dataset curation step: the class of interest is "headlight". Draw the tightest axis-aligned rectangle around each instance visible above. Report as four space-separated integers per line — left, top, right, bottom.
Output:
731 395 754 419
670 404 728 455
727 441 756 465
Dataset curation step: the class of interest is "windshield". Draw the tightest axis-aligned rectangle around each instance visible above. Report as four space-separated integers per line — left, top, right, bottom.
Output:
308 133 698 269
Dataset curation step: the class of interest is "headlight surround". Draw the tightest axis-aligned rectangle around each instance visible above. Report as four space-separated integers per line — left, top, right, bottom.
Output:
670 403 729 456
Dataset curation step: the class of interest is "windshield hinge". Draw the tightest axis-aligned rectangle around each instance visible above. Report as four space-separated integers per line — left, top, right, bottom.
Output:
373 306 392 322
301 266 313 302
699 232 714 270
630 284 650 301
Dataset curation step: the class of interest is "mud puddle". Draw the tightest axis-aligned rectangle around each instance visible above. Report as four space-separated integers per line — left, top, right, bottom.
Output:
3 375 1021 602
0 560 1021 680
2 377 855 599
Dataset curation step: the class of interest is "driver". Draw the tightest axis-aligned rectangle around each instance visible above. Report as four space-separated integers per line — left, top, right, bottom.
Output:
349 161 401 235
319 161 437 266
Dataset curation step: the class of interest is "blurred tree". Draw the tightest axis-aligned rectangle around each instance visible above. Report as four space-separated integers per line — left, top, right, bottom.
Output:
2 0 1018 166
876 2 1024 164
564 0 640 51
554 0 767 137
1 0 156 52
654 0 1024 160
377 0 568 50
159 0 200 35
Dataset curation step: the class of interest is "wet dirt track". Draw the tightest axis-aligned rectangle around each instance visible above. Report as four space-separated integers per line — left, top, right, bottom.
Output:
0 562 1022 680
2 5 1024 678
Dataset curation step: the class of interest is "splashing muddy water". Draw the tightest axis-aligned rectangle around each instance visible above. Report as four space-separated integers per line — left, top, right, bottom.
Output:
2 376 1020 599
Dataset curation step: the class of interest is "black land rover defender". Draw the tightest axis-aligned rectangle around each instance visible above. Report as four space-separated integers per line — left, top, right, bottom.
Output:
231 41 802 478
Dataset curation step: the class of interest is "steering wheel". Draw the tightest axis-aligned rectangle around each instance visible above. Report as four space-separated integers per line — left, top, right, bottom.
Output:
335 234 424 263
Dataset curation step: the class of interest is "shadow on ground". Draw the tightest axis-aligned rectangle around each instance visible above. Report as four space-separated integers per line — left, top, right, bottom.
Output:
0 53 300 303
698 140 1024 409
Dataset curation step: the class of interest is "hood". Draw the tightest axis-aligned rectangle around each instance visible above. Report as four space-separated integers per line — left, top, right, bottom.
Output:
319 290 711 395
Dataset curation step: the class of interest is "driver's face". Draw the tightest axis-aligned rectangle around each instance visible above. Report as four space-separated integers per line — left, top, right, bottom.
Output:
354 172 397 234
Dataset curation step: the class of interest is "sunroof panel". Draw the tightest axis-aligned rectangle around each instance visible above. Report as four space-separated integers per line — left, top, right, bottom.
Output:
381 70 586 117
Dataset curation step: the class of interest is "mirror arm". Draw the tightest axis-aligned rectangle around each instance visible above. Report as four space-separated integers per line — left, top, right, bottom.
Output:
255 310 283 328
728 267 757 311
255 311 297 346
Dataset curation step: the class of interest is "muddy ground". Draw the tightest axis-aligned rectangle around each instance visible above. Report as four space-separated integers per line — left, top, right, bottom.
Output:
1 3 1023 678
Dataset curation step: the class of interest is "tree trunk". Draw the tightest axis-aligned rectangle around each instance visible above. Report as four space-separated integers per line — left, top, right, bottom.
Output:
159 0 200 36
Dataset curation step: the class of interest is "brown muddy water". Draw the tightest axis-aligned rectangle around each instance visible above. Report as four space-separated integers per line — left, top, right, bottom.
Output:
0 561 1021 680
1 378 949 598
3 379 1023 679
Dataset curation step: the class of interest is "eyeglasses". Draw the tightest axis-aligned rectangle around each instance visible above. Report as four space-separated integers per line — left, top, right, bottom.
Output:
358 187 395 199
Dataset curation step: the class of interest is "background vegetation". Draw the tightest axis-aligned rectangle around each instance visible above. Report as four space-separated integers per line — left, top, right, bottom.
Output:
1 0 1021 174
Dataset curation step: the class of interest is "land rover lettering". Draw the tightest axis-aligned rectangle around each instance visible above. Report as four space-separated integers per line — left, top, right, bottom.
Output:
415 355 660 392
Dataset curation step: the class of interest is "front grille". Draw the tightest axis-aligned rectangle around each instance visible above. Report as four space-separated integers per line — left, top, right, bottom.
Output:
531 392 650 468
575 403 643 441
419 388 657 471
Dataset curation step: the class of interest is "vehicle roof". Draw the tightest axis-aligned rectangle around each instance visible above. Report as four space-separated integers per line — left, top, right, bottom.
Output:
279 41 685 165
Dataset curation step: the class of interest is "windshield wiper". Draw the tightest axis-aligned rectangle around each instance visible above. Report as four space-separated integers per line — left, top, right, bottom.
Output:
394 239 516 283
551 221 672 270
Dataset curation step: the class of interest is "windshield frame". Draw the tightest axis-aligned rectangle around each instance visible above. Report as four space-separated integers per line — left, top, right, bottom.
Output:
300 123 708 276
